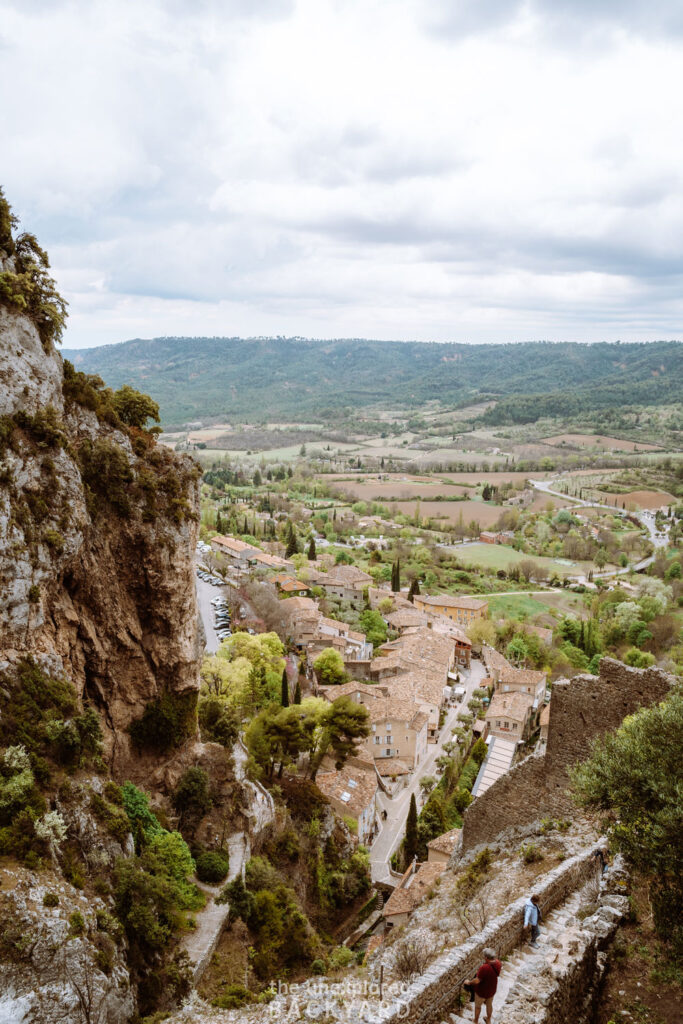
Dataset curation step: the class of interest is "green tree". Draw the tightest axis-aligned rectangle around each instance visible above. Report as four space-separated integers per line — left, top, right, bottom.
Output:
285 522 299 559
307 696 370 779
407 578 420 602
404 793 418 864
293 679 302 705
198 695 239 747
111 385 160 430
281 668 290 707
506 635 529 667
307 536 317 561
313 648 347 686
572 689 683 951
358 609 388 648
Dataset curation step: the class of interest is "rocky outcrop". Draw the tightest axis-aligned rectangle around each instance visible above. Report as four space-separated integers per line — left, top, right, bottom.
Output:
0 866 136 1024
0 306 201 771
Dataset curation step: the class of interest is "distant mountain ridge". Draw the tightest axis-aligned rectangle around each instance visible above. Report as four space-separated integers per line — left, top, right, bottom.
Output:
68 336 683 427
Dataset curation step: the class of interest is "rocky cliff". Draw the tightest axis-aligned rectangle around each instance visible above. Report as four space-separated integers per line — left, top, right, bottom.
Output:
0 302 201 770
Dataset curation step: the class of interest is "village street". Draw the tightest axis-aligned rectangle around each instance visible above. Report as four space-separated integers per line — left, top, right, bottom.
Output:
369 656 488 883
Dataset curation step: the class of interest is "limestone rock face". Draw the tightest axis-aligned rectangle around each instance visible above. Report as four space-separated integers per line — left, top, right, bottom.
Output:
0 306 64 417
0 306 201 769
0 868 136 1024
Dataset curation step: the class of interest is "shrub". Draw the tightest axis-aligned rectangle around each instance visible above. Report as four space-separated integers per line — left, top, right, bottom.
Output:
520 842 544 864
198 696 239 748
172 767 212 823
68 910 86 937
129 692 198 753
195 851 230 884
310 958 327 975
212 985 253 1009
328 945 354 970
43 892 59 907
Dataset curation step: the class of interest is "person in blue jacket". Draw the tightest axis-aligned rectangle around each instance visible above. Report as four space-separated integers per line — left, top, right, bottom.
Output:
523 893 542 947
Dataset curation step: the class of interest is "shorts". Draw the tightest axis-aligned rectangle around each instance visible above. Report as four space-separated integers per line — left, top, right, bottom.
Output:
475 992 494 1011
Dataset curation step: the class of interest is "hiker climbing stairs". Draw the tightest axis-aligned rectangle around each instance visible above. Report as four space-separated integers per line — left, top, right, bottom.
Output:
441 886 588 1024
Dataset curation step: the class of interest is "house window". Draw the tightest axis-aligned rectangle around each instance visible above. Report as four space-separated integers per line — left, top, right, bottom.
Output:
386 723 392 732
374 736 381 745
512 723 518 730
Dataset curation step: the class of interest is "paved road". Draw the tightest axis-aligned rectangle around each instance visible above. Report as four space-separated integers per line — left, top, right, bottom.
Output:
369 657 488 883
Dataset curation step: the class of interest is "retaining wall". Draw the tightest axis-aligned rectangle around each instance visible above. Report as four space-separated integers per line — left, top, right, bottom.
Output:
462 659 672 852
366 846 600 1024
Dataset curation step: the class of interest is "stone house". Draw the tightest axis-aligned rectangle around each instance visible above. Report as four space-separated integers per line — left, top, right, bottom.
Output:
413 593 489 627
364 698 430 769
319 564 372 608
382 860 446 928
272 573 310 595
315 761 379 844
485 690 535 743
426 827 462 864
210 535 256 566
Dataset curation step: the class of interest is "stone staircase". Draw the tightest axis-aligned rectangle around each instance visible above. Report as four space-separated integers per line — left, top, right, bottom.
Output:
440 887 587 1023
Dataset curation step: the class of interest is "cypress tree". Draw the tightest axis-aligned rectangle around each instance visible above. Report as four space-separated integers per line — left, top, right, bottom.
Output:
281 667 290 707
307 536 316 561
404 793 418 865
293 679 301 705
285 523 299 559
243 515 248 534
407 578 420 602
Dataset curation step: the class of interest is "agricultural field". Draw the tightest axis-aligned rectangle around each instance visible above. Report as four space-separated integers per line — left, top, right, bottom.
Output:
486 594 553 620
541 433 662 452
595 489 677 510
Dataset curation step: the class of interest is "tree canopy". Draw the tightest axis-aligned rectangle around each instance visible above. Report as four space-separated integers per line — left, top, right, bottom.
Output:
572 688 683 950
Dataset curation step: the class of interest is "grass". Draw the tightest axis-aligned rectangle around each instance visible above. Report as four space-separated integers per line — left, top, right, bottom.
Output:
487 594 552 620
457 542 594 577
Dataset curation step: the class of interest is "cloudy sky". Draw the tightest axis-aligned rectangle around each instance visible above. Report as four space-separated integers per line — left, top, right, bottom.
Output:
1 0 682 349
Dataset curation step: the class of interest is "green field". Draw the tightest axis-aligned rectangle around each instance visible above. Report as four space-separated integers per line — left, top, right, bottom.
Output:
486 594 551 620
457 542 593 578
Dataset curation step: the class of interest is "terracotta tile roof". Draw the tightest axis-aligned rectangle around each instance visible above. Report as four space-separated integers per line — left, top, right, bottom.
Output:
324 565 372 586
427 827 462 855
212 535 255 554
486 690 534 724
316 763 377 819
500 667 547 689
383 861 446 917
482 645 513 675
375 758 411 776
319 682 384 703
282 596 319 613
416 594 488 611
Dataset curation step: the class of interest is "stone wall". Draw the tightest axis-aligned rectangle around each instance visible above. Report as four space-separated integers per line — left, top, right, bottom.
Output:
497 856 631 1024
461 659 672 852
365 846 600 1024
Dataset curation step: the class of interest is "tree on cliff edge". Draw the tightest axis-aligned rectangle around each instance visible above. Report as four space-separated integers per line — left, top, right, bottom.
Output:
572 688 683 953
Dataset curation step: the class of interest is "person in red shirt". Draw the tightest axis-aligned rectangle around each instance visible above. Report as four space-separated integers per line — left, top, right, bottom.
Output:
466 948 502 1024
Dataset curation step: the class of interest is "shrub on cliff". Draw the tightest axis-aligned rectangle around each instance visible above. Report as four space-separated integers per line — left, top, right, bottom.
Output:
128 692 198 753
0 189 68 351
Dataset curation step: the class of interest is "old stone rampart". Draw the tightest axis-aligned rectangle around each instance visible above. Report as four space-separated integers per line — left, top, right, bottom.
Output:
497 856 631 1024
461 658 672 852
365 846 600 1024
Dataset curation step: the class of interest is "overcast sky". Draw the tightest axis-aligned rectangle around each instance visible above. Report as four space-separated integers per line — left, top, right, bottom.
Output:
1 0 682 349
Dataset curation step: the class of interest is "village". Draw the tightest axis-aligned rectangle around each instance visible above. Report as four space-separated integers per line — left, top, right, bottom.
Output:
198 527 556 921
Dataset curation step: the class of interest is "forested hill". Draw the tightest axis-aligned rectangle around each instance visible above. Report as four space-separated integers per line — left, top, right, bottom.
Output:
69 337 683 427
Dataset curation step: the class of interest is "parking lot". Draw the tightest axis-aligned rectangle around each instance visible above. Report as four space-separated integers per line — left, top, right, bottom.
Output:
195 552 231 653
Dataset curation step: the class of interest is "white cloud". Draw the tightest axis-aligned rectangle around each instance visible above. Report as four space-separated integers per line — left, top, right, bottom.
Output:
0 0 681 347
